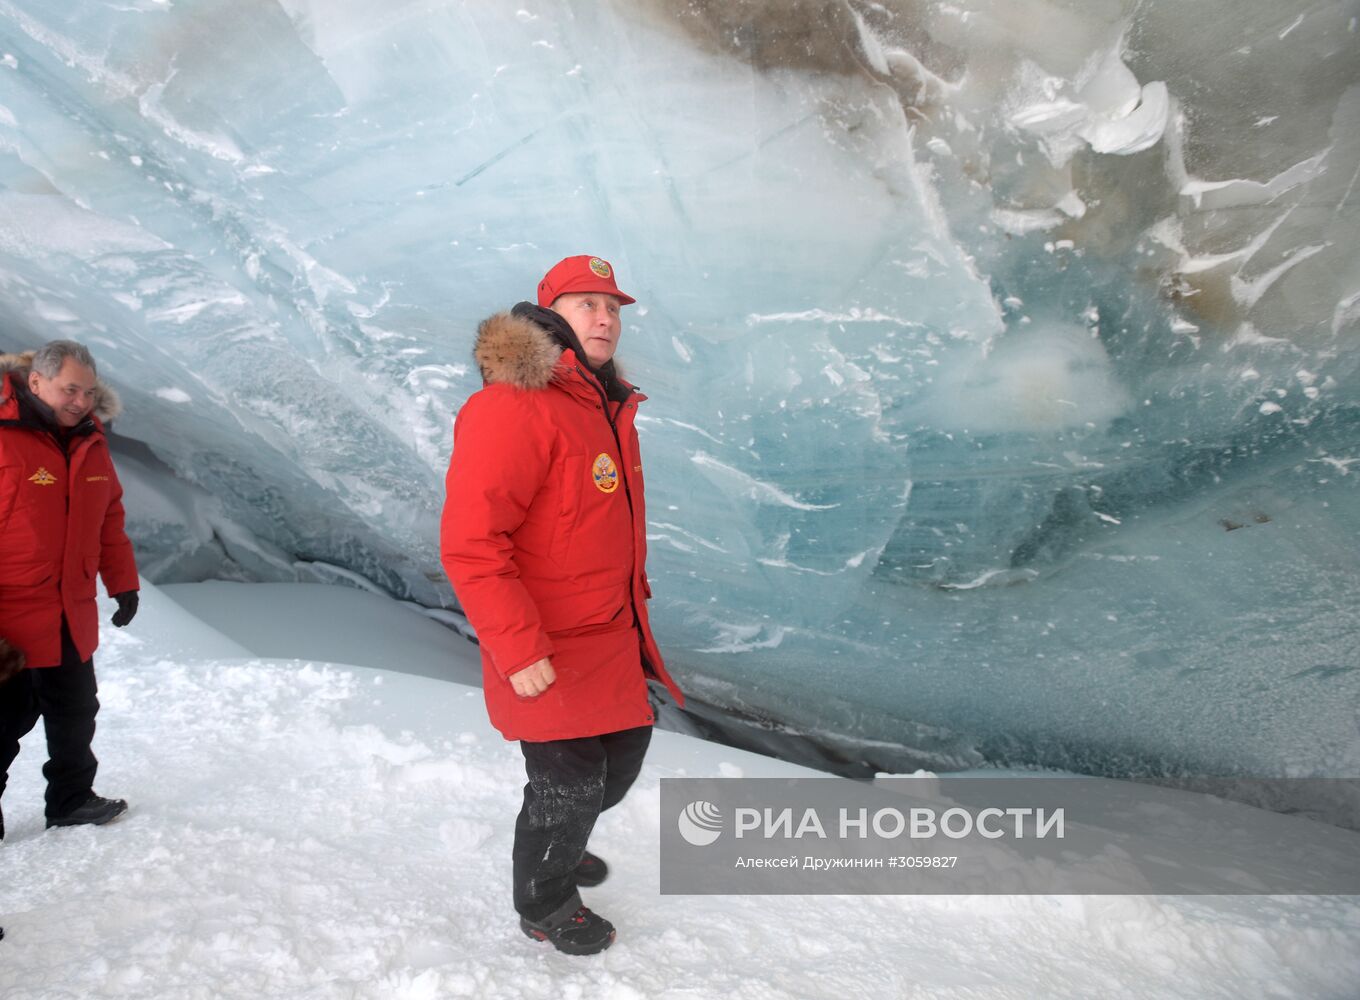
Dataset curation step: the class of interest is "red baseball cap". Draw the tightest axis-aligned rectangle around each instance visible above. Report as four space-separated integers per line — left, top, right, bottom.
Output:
536 255 636 308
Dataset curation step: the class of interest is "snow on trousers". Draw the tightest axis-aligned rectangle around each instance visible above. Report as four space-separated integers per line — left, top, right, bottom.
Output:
0 619 100 819
512 725 652 922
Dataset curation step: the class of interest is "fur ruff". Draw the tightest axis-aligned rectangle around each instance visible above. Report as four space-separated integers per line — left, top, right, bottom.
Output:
473 311 629 390
0 350 123 422
473 311 565 390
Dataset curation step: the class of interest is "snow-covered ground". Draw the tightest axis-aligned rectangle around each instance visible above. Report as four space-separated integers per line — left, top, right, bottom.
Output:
1 582 1357 999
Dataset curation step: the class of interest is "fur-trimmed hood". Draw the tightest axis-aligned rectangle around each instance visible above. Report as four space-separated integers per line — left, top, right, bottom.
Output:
0 350 123 422
473 311 565 391
473 304 632 402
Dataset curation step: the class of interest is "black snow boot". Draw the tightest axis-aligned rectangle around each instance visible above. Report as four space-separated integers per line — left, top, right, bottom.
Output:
520 900 616 956
46 793 127 829
575 850 608 887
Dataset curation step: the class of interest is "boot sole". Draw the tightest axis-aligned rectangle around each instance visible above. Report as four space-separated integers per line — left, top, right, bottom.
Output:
46 803 128 828
520 922 616 956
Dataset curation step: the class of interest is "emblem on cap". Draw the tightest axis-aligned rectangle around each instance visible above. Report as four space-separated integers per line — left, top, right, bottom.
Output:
588 257 612 279
592 453 620 494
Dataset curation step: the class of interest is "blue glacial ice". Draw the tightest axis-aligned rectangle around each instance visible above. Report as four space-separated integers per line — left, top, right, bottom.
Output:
0 1 1356 786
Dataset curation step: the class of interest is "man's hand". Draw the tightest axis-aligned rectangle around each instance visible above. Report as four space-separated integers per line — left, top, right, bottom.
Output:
509 657 556 698
111 591 139 628
0 637 24 683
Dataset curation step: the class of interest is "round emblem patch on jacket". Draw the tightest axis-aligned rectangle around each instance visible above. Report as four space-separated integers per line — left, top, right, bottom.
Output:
592 453 620 493
589 257 612 278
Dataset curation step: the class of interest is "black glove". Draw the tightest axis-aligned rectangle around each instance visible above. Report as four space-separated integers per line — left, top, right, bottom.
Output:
0 637 24 683
111 591 139 628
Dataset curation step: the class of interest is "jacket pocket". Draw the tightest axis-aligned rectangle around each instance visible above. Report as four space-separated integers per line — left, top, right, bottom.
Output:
548 453 586 567
74 556 100 599
80 469 112 508
0 463 18 533
0 559 55 592
536 582 628 634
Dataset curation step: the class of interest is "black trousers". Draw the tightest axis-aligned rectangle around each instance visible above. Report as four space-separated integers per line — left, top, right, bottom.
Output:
0 622 100 820
512 725 652 922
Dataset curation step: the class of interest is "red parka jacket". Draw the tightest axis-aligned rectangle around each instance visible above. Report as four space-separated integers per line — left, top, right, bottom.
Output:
0 355 139 668
441 309 683 741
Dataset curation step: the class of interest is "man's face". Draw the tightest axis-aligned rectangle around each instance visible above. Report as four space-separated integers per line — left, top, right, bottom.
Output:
29 358 98 428
553 292 623 367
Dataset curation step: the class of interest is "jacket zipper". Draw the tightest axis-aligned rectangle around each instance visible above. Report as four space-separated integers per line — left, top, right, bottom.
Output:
577 365 658 685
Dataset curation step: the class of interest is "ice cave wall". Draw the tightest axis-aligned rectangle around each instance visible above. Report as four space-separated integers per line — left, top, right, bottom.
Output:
0 0 1356 782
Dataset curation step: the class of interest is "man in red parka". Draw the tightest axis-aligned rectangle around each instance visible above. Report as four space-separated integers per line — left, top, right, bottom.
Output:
0 340 140 841
441 255 683 956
